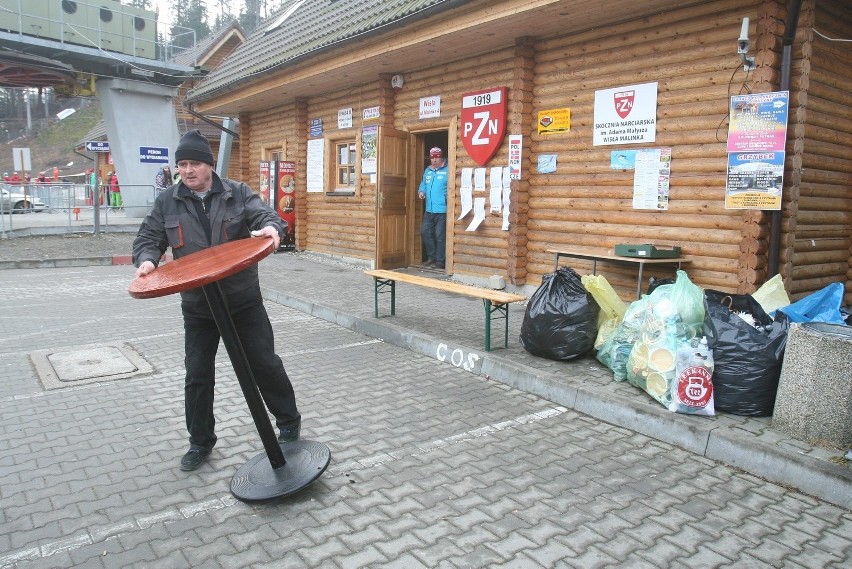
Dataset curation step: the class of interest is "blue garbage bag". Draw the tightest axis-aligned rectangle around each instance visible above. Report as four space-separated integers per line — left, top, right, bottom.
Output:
777 282 846 325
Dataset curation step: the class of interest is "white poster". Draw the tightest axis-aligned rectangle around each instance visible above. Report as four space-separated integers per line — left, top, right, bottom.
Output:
508 135 522 179
306 138 325 193
466 197 486 231
632 147 671 210
593 82 657 146
489 167 503 212
419 95 441 119
473 168 486 191
338 108 352 129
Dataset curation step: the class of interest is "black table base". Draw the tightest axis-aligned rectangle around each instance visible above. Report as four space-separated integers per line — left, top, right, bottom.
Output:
203 282 331 502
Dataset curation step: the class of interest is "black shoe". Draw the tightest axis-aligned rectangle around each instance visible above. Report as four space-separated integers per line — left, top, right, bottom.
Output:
180 447 211 471
278 420 301 443
421 259 435 268
435 263 445 270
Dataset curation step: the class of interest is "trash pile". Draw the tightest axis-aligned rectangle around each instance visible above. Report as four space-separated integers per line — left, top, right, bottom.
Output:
520 268 849 417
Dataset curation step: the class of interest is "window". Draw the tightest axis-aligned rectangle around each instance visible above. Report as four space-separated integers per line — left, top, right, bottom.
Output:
335 140 356 189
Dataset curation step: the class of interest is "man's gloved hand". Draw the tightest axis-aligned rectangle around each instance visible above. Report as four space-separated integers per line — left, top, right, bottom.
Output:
136 260 156 278
251 226 281 249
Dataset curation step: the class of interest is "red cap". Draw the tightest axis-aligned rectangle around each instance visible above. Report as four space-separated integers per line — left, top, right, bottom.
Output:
430 147 443 157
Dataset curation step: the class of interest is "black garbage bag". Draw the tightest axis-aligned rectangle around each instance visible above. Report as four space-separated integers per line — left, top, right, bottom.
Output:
520 267 600 361
703 289 789 416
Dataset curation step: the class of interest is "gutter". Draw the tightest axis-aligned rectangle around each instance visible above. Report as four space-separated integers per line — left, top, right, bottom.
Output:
768 0 803 277
183 106 240 139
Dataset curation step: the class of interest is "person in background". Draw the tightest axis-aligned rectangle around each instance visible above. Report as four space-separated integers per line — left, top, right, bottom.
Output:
173 164 181 185
132 129 301 472
9 171 21 185
417 147 448 270
52 166 60 181
35 171 49 184
105 171 113 205
155 165 174 193
109 171 122 207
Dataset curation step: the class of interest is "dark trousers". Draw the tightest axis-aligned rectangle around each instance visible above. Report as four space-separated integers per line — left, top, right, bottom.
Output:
421 211 446 264
182 296 300 450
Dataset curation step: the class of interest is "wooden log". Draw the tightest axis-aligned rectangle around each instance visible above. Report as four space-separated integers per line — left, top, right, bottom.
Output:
790 262 849 280
793 238 852 252
789 275 849 295
799 181 852 199
795 210 852 225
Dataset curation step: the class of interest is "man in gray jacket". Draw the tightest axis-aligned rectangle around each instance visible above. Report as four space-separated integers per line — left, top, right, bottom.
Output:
133 130 301 471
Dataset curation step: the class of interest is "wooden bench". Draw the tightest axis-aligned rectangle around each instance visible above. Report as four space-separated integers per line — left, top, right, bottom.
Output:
364 269 527 352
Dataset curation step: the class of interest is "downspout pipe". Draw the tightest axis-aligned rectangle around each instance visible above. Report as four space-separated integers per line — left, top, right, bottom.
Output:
768 0 803 277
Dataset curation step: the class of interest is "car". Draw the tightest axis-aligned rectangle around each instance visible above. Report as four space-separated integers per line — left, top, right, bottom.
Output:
0 187 47 213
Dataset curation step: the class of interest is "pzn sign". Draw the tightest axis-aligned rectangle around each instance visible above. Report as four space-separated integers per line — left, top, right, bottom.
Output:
461 87 508 166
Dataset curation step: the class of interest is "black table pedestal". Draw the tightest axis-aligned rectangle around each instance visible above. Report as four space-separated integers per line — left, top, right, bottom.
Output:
203 282 330 502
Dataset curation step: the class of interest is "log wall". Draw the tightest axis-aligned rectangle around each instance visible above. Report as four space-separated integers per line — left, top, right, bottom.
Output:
393 48 517 278
223 0 850 305
785 0 852 304
526 0 767 296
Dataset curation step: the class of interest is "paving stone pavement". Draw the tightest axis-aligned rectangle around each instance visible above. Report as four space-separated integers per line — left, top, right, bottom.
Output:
0 263 850 568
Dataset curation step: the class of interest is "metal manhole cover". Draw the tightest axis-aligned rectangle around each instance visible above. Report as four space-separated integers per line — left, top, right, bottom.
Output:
31 343 153 390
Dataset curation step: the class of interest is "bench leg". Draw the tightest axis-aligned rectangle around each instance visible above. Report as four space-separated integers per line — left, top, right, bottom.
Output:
483 300 511 352
373 277 396 317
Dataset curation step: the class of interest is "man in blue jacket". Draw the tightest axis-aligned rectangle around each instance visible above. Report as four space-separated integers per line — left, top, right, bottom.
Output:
418 147 448 269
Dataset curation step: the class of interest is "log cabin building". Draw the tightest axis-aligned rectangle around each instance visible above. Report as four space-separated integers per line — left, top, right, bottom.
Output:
185 0 852 305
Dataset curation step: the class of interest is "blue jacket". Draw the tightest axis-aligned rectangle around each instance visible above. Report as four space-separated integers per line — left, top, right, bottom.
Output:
418 162 448 214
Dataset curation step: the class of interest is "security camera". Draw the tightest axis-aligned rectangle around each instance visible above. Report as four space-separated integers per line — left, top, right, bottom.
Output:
738 17 750 54
737 17 755 70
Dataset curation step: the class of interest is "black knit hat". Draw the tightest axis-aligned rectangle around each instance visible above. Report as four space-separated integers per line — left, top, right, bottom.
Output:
175 129 214 166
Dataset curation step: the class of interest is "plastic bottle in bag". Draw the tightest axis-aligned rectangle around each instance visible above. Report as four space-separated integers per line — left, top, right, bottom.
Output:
669 336 715 415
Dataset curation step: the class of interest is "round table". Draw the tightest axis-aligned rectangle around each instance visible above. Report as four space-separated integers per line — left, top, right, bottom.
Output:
129 237 330 502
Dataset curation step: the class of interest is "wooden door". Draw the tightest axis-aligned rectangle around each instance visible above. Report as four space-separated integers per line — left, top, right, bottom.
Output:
375 127 409 269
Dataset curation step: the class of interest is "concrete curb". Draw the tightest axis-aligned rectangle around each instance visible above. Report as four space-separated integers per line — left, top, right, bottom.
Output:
261 285 852 510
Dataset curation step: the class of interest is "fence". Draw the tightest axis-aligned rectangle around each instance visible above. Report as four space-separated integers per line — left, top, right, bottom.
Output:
0 182 156 236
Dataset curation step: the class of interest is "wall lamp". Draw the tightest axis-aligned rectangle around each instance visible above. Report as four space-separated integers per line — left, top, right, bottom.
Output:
391 74 404 92
738 17 756 71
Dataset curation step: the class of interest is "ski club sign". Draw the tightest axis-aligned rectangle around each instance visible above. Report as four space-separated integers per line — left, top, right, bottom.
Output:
461 87 508 166
593 82 658 146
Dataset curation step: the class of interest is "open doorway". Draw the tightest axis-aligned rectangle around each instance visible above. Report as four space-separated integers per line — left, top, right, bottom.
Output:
414 130 449 268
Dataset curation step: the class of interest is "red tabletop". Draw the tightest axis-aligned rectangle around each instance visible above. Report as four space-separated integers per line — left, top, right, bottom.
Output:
128 237 274 299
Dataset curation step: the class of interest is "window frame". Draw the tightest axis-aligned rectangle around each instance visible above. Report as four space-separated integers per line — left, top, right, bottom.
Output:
325 131 359 196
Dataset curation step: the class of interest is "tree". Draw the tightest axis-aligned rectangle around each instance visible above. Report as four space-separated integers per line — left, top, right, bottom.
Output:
240 0 262 33
170 0 210 47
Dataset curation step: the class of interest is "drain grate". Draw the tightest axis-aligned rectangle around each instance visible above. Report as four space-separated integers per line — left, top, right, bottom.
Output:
31 343 154 390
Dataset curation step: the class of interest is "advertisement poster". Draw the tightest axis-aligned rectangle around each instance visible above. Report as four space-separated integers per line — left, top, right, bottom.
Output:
275 161 297 249
725 151 783 210
361 125 377 175
259 161 272 206
593 82 658 146
508 134 522 180
632 147 671 210
538 108 571 134
727 91 789 153
725 91 788 210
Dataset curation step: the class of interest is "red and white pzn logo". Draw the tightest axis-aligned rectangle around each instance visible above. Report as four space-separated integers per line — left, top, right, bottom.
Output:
613 90 635 119
461 87 508 166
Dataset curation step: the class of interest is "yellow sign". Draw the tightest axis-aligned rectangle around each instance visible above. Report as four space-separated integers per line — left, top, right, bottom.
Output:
537 108 570 134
